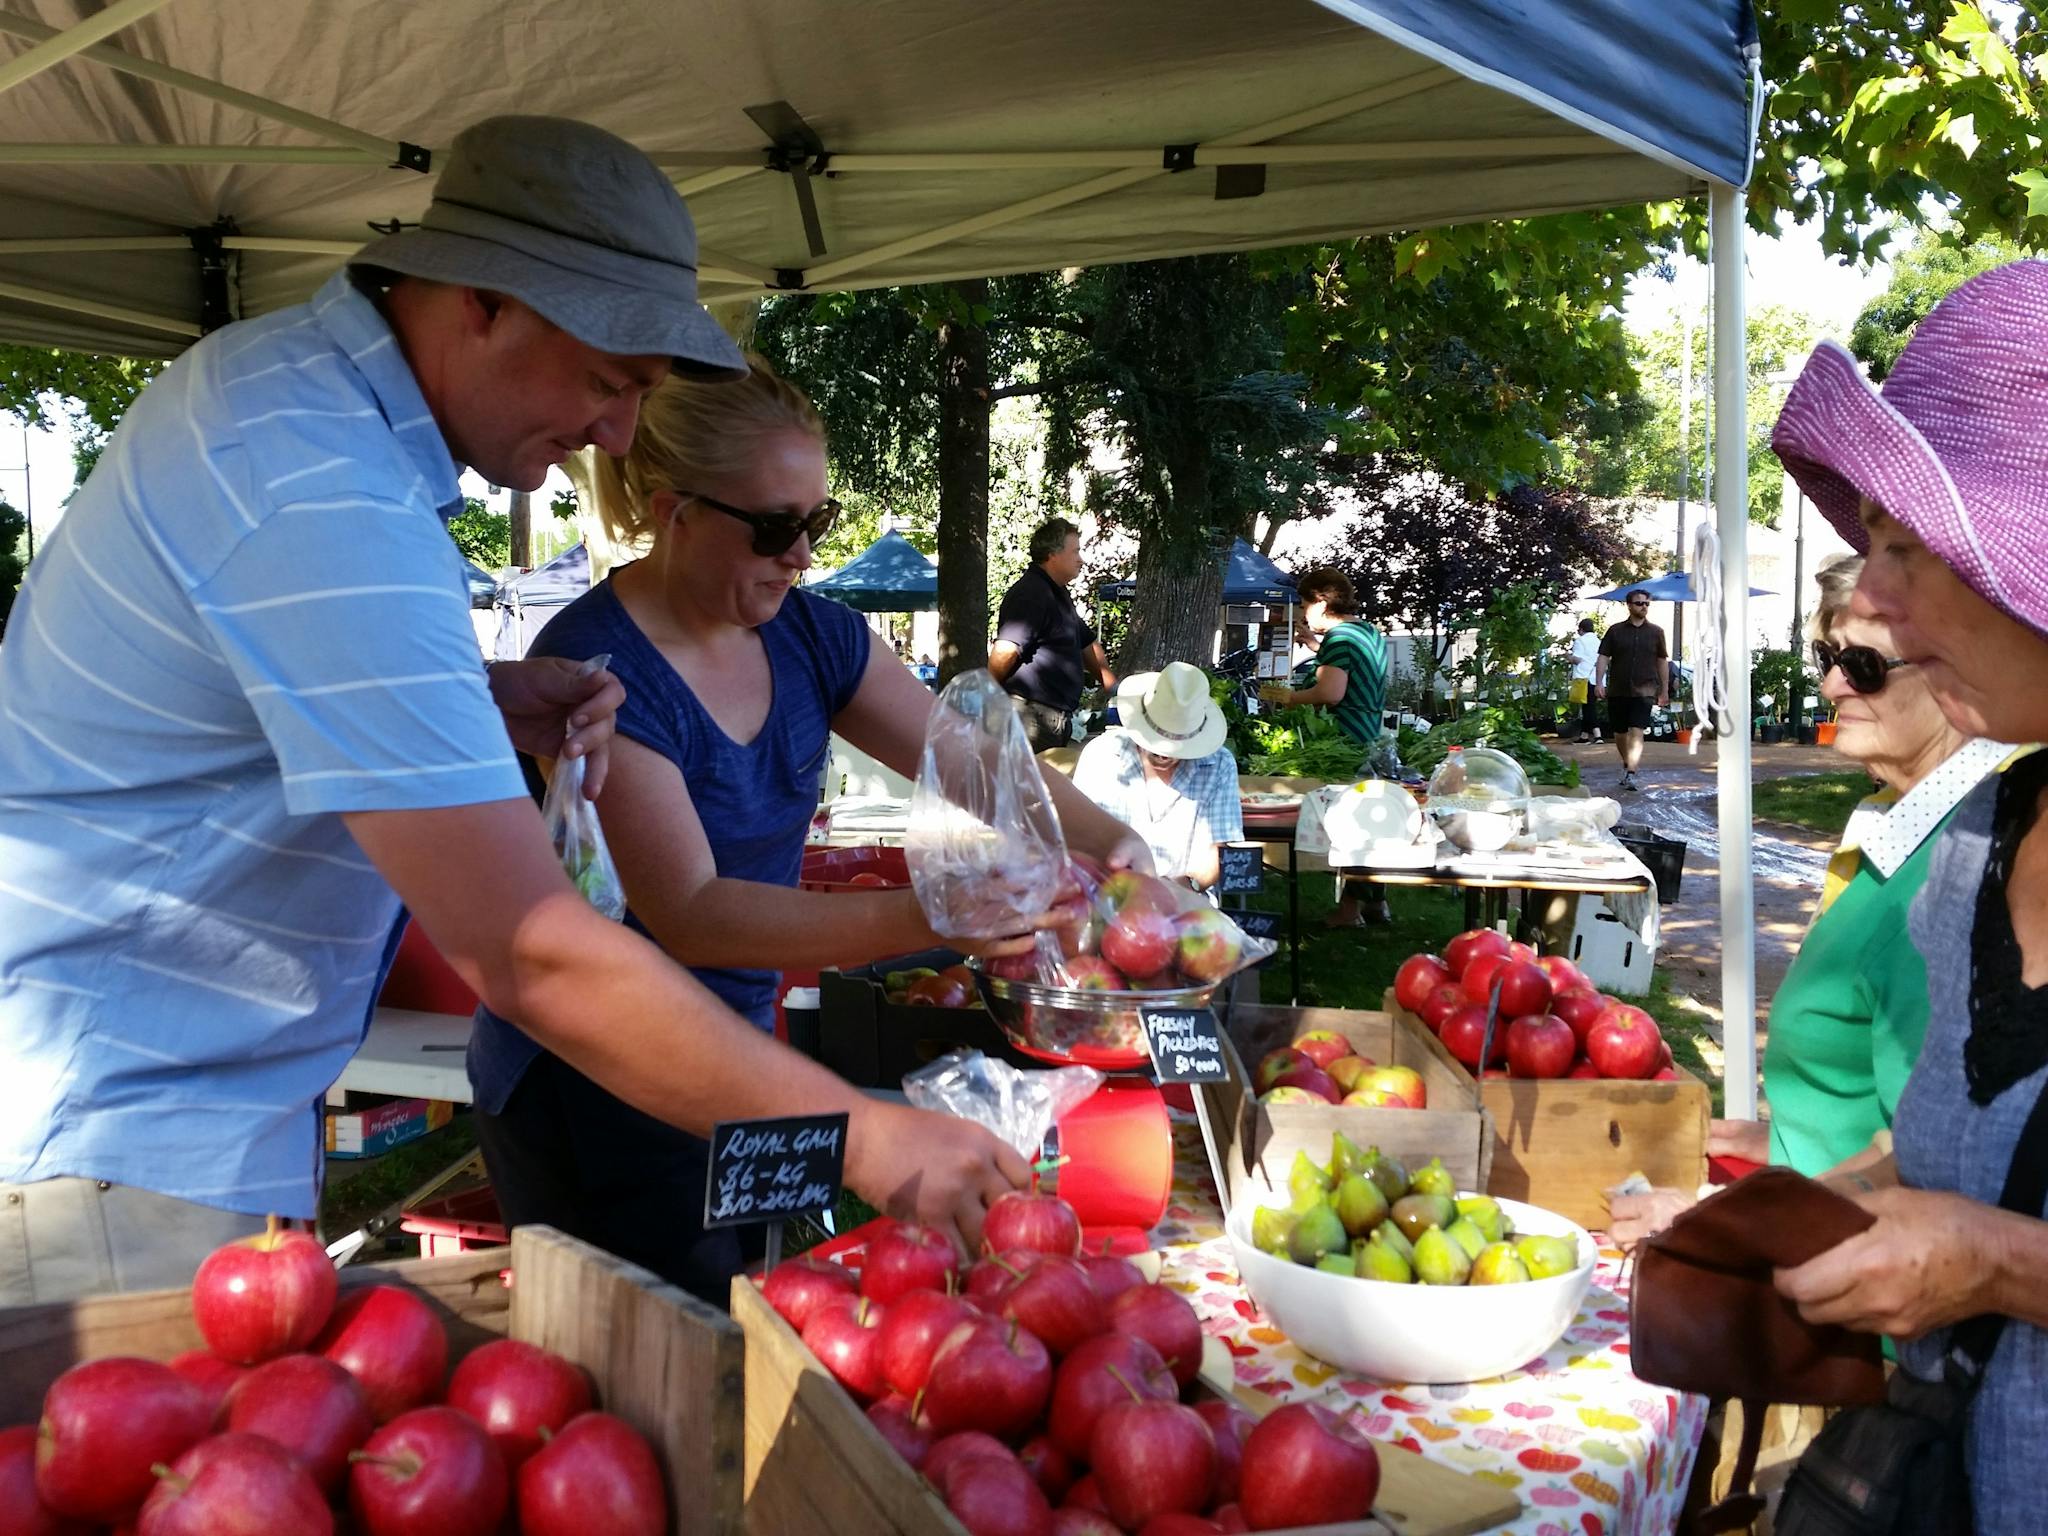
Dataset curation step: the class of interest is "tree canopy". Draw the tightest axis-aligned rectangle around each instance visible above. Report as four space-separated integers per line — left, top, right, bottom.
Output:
0 347 161 484
1848 227 2026 378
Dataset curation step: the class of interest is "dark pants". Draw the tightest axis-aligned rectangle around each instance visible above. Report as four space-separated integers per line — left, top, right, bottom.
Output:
474 1051 763 1310
1580 697 1602 737
1607 693 1656 734
1013 696 1074 752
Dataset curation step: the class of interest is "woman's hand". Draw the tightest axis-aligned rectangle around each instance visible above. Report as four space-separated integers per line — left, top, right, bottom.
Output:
1707 1118 1770 1163
918 891 1092 960
1257 684 1291 707
1773 1186 2015 1338
1606 1187 1696 1250
846 1099 1031 1258
488 657 624 797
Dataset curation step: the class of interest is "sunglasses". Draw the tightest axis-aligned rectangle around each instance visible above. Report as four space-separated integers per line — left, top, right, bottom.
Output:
688 492 842 557
1627 599 1650 608
1812 640 1907 695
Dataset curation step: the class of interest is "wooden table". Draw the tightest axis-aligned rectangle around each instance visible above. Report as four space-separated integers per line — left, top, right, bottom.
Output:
1330 848 1652 933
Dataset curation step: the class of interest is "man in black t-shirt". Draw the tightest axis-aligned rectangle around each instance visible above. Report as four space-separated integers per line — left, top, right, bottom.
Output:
1593 589 1669 791
989 518 1118 751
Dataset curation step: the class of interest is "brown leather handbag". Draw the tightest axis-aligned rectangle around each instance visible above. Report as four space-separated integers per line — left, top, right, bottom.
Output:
1629 1168 1887 1532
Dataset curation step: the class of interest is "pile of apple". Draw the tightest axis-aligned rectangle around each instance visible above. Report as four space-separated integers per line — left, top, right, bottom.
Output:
1392 929 1676 1082
1251 1028 1426 1110
2 1218 666 1536
1249 1135 1579 1289
983 868 1260 996
761 1190 1379 1536
884 963 987 1010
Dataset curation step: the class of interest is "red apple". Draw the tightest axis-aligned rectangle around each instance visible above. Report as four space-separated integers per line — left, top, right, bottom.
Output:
863 1222 961 1304
514 1412 665 1536
1052 1508 1120 1536
1214 1504 1250 1532
802 1294 890 1402
1089 1396 1216 1530
985 952 1040 981
1107 1283 1203 1387
1585 1003 1664 1080
1567 1058 1603 1079
922 1431 1016 1484
221 1353 374 1495
1253 1047 1310 1094
908 973 976 1008
921 1318 1055 1441
165 1349 249 1420
1063 1472 1109 1513
1505 940 1539 965
1550 986 1608 1049
1269 1063 1340 1103
191 1217 338 1367
1361 1065 1427 1109
33 1357 212 1523
1097 870 1179 917
966 1251 1038 1305
1442 928 1510 980
0 1424 87 1536
867 1396 933 1468
1018 1434 1077 1503
1060 956 1129 991
937 1455 1054 1536
1660 1036 1676 1068
1238 1402 1379 1531
984 1193 1082 1259
1101 906 1179 979
1076 1243 1146 1305
1459 951 1509 1005
1492 961 1553 1020
1535 954 1587 993
1438 1004 1506 1071
314 1287 447 1424
1256 1087 1322 1106
761 1254 859 1330
879 1288 978 1398
1136 1517 1222 1536
847 870 893 888
1192 1400 1254 1504
1393 953 1453 1014
1653 1067 1682 1081
442 1338 592 1471
1325 1054 1377 1094
1505 1014 1577 1080
999 1257 1108 1358
1047 1334 1174 1461
1173 908 1244 983
1289 1030 1353 1070
137 1432 332 1536
346 1406 506 1536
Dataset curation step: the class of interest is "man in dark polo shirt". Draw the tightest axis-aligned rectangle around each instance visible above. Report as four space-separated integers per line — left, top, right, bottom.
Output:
990 518 1118 750
1593 589 1670 791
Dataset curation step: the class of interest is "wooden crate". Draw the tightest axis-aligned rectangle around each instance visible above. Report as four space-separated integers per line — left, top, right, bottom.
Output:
0 1226 744 1536
1197 1003 1493 1213
1384 988 1711 1230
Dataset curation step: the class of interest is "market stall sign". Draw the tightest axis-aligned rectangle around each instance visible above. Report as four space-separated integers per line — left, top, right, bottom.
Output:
704 1112 849 1230
1235 908 1281 967
1141 1006 1229 1084
1219 843 1264 894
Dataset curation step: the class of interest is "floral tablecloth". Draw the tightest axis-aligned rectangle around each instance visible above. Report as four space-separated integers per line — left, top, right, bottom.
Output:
1144 1123 1708 1536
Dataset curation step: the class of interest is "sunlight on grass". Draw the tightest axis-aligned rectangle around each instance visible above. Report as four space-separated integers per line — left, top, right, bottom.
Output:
1751 771 1873 837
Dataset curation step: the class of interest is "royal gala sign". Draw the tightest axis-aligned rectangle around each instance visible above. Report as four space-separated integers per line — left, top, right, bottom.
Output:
704 1112 849 1229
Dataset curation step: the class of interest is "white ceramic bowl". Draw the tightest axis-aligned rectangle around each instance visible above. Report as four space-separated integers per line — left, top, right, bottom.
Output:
1224 1194 1595 1384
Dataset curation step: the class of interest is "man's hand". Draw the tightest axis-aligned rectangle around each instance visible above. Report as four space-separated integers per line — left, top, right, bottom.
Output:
1257 684 1291 707
1102 831 1156 875
846 1099 1031 1257
1592 682 1605 700
1605 1187 1696 1250
1773 1186 2013 1338
488 657 625 796
1707 1118 1770 1164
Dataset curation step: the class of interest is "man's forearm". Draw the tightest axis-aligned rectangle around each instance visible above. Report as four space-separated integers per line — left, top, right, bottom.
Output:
1989 1208 2048 1330
646 880 932 972
987 644 1022 684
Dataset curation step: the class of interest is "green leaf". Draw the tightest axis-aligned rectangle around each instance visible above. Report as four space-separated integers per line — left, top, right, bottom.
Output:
2017 168 2048 219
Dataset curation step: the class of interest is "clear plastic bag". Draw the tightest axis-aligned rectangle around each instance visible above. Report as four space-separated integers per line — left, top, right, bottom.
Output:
902 1049 1104 1162
542 654 626 921
908 670 1070 939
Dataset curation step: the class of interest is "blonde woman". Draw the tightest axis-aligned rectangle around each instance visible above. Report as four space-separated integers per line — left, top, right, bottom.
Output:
467 356 1144 1303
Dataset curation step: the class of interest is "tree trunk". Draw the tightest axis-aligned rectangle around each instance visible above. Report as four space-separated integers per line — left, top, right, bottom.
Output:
507 489 531 569
935 278 991 685
1119 536 1227 673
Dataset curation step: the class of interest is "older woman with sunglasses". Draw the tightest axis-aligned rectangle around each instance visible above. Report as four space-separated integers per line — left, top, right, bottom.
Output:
1762 260 2048 1531
467 355 1147 1304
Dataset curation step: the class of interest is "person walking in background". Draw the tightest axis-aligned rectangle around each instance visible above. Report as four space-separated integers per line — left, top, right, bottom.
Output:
989 517 1117 751
1569 617 1602 743
1594 589 1668 790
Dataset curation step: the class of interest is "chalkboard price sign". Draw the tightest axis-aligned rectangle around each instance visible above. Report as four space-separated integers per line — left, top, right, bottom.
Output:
1235 908 1282 966
703 1112 849 1230
1219 843 1264 894
1140 1006 1230 1084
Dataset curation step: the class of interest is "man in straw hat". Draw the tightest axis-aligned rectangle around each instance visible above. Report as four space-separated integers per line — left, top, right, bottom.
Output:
1075 662 1243 890
0 116 1031 1302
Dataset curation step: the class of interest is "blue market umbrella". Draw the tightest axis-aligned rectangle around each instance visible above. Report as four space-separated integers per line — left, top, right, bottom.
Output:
1585 569 1772 602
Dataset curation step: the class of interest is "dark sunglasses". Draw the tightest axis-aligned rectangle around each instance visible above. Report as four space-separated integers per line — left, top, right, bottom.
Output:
1627 598 1651 608
1812 640 1907 695
688 492 841 556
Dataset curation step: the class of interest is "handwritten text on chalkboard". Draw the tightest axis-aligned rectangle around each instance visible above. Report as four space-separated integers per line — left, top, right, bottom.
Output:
1141 1007 1230 1084
1219 843 1264 894
703 1112 848 1229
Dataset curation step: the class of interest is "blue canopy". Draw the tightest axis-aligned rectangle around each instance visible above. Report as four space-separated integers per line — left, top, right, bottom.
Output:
807 530 938 613
1096 539 1297 606
1587 569 1772 603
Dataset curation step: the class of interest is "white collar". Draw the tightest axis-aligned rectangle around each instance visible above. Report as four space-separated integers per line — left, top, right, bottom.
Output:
1840 738 2019 878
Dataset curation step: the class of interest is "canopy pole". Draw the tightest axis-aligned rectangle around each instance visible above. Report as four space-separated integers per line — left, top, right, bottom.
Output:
0 142 387 166
1709 182 1756 1122
0 276 200 338
0 0 176 98
670 165 765 199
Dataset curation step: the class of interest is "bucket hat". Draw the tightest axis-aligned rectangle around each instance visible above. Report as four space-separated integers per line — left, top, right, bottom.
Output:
1770 258 2048 640
1116 663 1228 760
351 115 746 379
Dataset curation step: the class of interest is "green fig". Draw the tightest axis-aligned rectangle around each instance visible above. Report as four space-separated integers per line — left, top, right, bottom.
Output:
1390 1191 1454 1244
1287 1200 1348 1266
1316 1252 1358 1277
1363 1150 1408 1206
1413 1225 1473 1286
1288 1149 1335 1209
1328 1131 1373 1180
1409 1156 1456 1200
1514 1233 1580 1280
1334 1172 1391 1237
1373 1220 1417 1266
1469 1242 1532 1285
1252 1204 1297 1258
1453 1195 1505 1244
1444 1216 1488 1262
1357 1233 1414 1284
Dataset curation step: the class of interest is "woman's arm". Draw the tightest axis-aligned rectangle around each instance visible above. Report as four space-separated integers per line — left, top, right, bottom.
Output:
1266 663 1350 709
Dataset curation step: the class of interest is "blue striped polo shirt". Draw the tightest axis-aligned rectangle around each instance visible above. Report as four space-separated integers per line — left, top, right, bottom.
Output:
0 270 526 1218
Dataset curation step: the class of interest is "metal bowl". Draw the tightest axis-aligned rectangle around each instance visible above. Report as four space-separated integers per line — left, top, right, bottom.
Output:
973 968 1217 1070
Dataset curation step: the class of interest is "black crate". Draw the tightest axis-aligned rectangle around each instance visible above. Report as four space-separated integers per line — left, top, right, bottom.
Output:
816 948 1038 1089
1614 824 1686 904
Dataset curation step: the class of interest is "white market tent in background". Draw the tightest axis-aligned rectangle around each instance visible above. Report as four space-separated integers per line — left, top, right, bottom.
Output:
0 0 1766 1113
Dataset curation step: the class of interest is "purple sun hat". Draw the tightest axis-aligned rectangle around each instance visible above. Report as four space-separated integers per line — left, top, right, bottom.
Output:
1770 258 2048 640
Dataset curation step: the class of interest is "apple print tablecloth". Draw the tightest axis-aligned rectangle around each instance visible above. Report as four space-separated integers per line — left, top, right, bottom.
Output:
1143 1123 1709 1536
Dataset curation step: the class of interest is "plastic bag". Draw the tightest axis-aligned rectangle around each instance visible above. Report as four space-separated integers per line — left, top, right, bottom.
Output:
908 670 1069 939
542 654 626 921
903 1049 1104 1162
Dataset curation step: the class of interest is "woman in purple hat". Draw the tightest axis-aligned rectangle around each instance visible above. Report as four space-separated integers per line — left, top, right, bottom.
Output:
1768 259 2048 1529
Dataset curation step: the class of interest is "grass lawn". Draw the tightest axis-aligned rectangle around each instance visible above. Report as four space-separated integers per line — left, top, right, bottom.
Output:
1751 771 1873 837
320 1117 478 1256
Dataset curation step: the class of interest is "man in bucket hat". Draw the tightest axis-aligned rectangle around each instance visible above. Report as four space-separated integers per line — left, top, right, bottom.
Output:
1075 662 1244 889
0 116 1031 1302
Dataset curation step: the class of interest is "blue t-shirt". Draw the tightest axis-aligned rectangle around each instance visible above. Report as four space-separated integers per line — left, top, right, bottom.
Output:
468 576 870 1114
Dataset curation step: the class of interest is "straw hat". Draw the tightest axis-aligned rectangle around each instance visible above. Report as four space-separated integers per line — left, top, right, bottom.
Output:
1116 663 1227 760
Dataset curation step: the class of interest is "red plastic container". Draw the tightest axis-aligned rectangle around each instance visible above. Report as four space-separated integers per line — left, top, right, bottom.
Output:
400 1186 508 1258
378 919 480 1017
799 845 909 892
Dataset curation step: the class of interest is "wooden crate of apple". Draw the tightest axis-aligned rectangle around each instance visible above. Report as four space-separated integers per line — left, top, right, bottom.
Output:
746 1190 1398 1536
984 869 1266 996
1384 929 1709 1231
1250 1024 1430 1113
0 1222 738 1536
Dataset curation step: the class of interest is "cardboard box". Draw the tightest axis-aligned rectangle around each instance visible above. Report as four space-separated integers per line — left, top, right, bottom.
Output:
1384 989 1710 1230
324 1095 453 1158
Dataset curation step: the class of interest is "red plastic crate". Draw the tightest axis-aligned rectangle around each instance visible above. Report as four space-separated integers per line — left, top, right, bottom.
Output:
798 845 909 892
400 1184 508 1258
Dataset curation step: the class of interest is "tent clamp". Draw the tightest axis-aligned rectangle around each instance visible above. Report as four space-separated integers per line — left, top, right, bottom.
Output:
366 218 416 237
773 268 807 291
1162 143 1196 172
185 221 236 335
390 141 432 175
